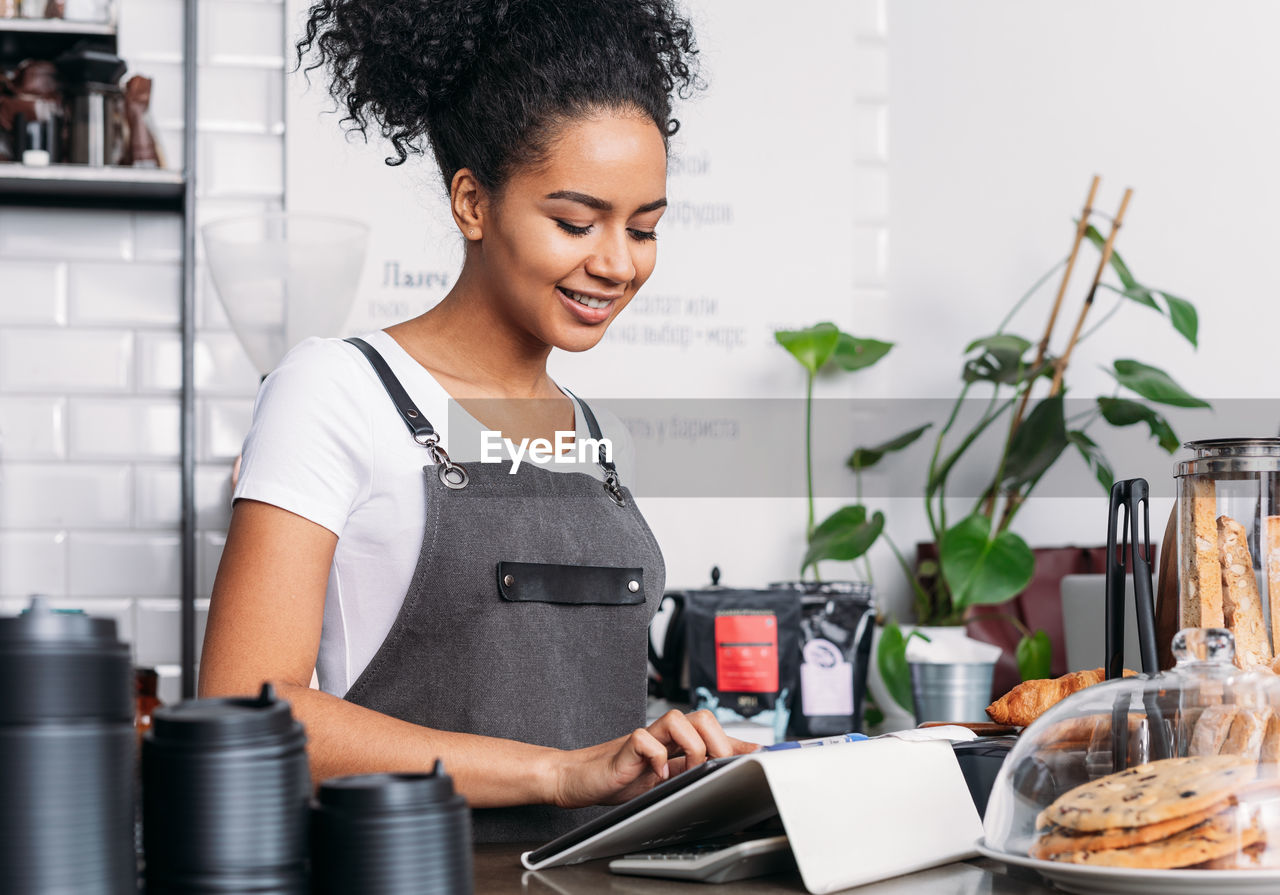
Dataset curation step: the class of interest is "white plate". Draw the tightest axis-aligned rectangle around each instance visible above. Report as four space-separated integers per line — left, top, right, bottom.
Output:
976 840 1280 895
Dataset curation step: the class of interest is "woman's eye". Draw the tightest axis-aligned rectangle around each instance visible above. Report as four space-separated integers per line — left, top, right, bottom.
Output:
628 229 658 243
555 220 592 236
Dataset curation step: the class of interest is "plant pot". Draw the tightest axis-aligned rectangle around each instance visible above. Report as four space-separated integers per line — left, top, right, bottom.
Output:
916 542 1113 696
866 625 969 733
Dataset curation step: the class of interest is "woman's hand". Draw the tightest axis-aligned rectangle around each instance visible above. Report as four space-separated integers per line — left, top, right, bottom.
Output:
550 709 760 809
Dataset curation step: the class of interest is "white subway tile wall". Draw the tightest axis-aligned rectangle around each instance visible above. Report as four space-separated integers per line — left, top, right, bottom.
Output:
0 0 282 683
0 261 66 324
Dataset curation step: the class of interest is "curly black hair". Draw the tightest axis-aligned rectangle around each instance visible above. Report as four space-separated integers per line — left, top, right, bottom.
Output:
297 0 701 190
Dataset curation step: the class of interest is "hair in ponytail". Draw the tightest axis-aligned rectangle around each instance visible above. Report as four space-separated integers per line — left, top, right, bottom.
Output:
297 0 701 190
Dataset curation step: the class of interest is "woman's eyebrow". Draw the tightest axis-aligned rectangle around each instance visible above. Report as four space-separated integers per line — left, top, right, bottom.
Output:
545 190 668 214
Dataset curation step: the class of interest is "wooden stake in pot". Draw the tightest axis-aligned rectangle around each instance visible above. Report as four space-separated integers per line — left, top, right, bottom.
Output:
1050 188 1133 396
1010 175 1101 434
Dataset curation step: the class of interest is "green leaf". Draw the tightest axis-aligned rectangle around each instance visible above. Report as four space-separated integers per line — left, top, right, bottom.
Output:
1120 285 1160 311
1096 397 1182 453
965 334 1033 356
775 323 840 374
1085 224 1138 289
962 333 1032 385
940 514 1036 610
1161 292 1199 348
1001 394 1068 490
1015 629 1053 681
802 506 885 570
876 620 914 712
1068 429 1115 493
847 423 932 471
832 333 893 372
863 703 885 729
1110 359 1210 408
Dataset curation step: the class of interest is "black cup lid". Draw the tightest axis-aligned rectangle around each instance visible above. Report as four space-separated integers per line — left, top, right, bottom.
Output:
0 596 124 648
151 683 301 745
317 761 459 814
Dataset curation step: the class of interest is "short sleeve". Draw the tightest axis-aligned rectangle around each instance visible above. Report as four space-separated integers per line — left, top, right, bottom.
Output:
233 338 373 537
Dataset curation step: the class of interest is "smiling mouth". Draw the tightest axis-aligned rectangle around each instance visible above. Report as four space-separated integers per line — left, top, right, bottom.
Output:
558 287 617 310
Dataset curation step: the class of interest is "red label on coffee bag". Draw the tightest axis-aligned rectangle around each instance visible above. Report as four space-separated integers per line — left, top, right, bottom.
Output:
714 613 779 693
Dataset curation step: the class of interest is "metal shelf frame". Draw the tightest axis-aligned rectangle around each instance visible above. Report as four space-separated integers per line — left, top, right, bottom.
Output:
179 0 197 699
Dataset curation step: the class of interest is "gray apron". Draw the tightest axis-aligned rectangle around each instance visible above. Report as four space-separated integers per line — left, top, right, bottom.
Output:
341 338 664 843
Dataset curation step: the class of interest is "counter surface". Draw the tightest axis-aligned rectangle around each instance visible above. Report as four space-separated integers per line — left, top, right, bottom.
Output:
476 844 1058 894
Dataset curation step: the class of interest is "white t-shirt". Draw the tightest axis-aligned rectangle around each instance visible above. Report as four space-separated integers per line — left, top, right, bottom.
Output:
233 330 635 697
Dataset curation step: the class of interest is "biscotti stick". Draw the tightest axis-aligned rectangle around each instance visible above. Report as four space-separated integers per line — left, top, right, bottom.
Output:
1219 515 1273 669
1181 479 1224 628
1259 713 1280 777
1191 705 1237 756
1222 708 1272 761
1266 516 1280 655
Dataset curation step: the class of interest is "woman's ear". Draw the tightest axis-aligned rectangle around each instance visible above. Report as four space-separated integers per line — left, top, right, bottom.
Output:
450 168 485 241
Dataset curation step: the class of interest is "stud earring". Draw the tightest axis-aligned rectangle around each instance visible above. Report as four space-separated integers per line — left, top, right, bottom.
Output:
469 229 477 237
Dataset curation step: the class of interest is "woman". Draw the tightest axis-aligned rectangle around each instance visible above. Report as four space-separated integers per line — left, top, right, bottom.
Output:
199 0 755 843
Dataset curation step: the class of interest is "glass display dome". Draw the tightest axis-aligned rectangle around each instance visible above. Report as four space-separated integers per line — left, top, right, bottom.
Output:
980 628 1280 893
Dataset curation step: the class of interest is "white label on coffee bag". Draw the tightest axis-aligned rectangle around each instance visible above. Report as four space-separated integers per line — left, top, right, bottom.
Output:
800 638 853 716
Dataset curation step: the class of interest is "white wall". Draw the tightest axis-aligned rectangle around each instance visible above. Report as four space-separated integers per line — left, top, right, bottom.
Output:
873 0 1280 619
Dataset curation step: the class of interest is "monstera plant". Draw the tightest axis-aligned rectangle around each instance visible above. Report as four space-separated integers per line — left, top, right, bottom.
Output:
868 216 1212 710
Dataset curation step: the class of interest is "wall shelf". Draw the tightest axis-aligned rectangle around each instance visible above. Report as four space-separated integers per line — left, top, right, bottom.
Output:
0 16 115 60
0 17 116 36
0 163 185 210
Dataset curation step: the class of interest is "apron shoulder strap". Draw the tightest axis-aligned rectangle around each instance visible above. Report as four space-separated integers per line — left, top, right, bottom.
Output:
344 336 437 443
345 337 470 490
563 389 627 506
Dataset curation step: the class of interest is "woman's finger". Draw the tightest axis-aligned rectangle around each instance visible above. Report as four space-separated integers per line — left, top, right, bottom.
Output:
648 709 707 768
683 708 737 759
620 726 671 781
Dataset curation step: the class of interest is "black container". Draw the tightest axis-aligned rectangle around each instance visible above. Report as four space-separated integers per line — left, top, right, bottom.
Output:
311 764 472 895
143 683 310 894
0 596 136 894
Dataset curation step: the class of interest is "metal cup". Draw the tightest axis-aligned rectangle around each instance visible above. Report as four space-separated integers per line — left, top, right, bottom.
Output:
909 661 995 724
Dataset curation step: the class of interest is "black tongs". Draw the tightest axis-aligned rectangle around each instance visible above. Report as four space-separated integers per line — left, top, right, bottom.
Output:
1105 478 1160 677
1105 478 1170 766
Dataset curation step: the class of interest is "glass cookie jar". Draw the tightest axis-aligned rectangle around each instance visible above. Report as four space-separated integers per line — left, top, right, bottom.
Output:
1177 438 1280 671
981 628 1280 886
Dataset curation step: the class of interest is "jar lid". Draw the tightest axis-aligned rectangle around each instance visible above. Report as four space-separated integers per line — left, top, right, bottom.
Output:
317 762 459 814
150 683 301 746
1176 437 1280 476
0 596 123 648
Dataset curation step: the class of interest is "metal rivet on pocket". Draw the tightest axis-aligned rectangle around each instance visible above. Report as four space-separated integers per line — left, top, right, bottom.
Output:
627 580 640 593
503 574 515 587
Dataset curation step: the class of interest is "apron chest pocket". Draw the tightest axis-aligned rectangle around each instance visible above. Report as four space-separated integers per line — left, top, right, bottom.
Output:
496 561 645 606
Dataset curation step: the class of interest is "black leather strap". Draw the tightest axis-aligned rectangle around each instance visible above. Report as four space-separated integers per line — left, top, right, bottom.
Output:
563 389 617 477
344 337 436 443
496 561 644 606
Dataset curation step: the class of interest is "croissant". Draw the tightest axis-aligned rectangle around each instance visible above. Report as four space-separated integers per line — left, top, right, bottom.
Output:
986 667 1134 727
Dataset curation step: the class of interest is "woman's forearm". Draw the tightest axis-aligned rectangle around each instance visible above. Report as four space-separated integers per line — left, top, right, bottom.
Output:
271 680 562 808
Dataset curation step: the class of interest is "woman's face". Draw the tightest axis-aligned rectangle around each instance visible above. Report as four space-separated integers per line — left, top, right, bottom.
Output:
473 112 668 353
